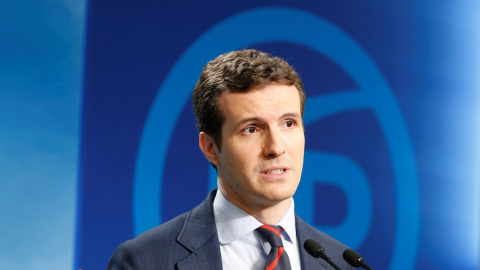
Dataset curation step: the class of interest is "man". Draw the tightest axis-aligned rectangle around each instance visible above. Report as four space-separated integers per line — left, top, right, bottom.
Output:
107 49 354 269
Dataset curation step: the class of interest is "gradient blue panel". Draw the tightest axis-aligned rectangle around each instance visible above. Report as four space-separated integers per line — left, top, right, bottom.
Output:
0 1 84 270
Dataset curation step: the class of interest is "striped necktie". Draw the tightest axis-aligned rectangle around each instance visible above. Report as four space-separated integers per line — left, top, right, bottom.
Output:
256 225 292 270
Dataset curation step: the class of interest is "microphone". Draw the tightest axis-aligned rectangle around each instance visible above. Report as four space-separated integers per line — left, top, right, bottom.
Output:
304 239 342 270
342 249 373 270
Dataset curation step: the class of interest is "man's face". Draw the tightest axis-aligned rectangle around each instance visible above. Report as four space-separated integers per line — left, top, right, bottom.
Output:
212 84 305 213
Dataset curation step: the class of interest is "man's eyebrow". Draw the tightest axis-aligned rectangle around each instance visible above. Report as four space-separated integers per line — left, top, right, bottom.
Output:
234 117 261 129
282 112 302 119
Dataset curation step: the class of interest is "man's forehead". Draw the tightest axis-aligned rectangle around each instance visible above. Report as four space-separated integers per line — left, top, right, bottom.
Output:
218 85 302 121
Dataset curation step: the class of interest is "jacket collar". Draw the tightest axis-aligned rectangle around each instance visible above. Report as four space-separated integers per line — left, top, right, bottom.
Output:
176 189 223 270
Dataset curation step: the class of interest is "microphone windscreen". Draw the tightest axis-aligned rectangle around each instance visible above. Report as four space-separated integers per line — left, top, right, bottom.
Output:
342 249 363 267
304 239 324 258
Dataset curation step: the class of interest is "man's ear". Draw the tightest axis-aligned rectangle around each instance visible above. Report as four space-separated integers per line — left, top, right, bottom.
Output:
199 132 220 167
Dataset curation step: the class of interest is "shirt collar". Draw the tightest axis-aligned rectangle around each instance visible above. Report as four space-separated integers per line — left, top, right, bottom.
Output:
213 190 296 245
276 198 296 244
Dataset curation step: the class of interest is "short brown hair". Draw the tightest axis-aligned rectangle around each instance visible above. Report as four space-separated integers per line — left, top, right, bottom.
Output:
192 49 305 150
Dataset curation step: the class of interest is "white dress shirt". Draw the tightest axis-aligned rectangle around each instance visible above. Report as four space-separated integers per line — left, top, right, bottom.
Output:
213 190 302 270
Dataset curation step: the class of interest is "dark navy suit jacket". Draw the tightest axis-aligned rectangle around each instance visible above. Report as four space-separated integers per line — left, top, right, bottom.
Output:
107 190 354 269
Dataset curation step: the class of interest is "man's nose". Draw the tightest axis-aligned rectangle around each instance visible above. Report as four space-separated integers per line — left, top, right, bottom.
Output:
262 128 285 158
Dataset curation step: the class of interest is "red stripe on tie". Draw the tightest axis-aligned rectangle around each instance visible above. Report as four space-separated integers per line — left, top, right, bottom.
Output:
266 247 284 270
261 225 281 238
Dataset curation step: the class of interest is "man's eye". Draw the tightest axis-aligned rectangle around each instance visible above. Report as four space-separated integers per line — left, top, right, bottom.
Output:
285 120 294 128
243 126 257 134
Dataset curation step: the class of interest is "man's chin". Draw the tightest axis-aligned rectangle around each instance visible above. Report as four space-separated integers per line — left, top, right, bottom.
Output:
260 189 296 204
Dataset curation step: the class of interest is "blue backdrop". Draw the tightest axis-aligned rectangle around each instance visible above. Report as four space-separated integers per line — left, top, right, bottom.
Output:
76 1 479 269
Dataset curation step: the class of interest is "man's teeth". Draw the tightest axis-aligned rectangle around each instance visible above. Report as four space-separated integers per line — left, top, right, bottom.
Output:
266 169 285 174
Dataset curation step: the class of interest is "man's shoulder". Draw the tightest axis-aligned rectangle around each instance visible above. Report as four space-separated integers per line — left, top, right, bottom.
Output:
124 190 217 248
108 211 191 264
106 191 219 269
128 211 190 246
106 211 193 269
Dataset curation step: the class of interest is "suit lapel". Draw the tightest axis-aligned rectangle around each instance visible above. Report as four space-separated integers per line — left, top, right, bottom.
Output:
296 215 332 269
176 190 223 270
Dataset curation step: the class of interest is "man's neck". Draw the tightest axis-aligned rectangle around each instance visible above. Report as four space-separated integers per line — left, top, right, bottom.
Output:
248 198 292 225
218 188 292 225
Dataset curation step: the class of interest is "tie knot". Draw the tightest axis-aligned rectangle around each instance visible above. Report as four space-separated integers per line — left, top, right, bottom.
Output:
256 225 284 247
